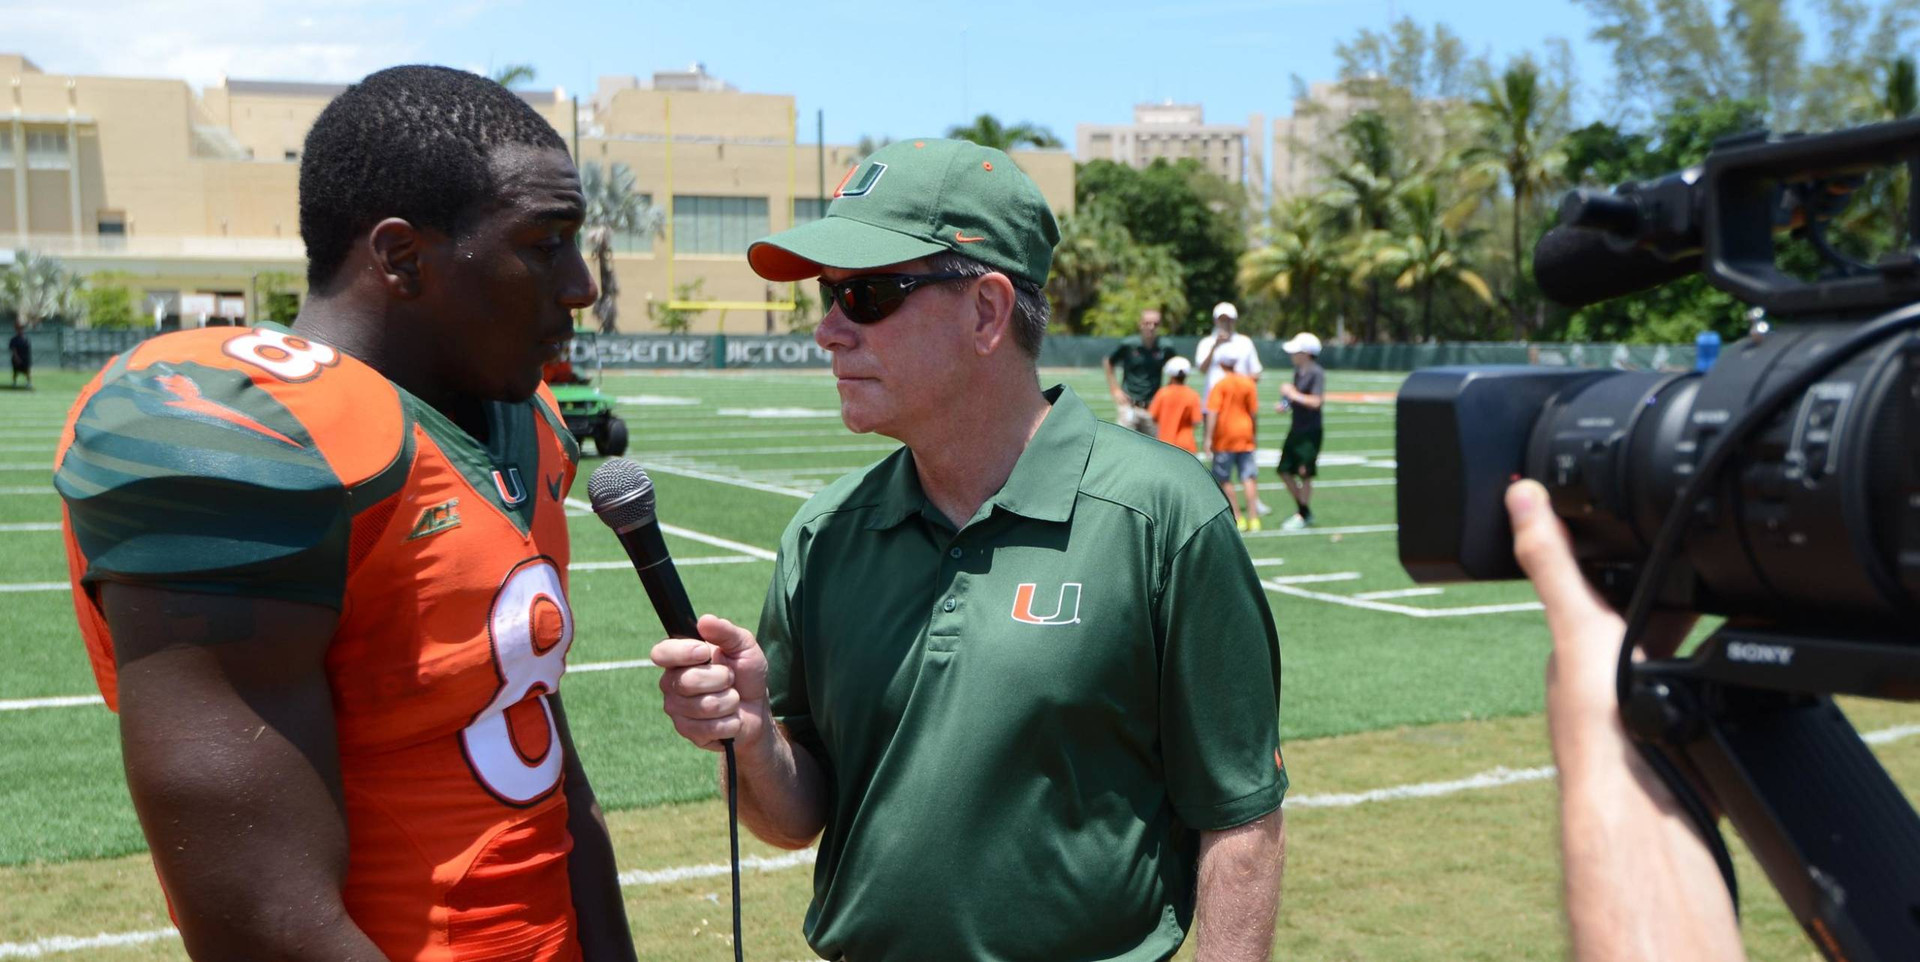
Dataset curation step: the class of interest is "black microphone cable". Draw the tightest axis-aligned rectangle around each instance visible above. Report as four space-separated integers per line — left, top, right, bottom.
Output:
588 458 744 962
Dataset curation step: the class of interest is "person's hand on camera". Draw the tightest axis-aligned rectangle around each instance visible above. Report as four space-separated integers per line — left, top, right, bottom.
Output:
650 615 773 753
1506 480 1746 962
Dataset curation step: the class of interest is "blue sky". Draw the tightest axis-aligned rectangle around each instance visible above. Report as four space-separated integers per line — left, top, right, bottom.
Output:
1 0 1693 147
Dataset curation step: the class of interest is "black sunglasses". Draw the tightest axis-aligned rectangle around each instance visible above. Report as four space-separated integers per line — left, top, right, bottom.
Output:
818 272 975 324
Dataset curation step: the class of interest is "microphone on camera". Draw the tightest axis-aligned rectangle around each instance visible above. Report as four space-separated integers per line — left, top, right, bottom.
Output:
587 457 743 962
1533 225 1702 309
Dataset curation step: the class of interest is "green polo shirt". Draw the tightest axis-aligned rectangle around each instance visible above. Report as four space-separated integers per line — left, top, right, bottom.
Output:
758 385 1286 962
1108 336 1179 406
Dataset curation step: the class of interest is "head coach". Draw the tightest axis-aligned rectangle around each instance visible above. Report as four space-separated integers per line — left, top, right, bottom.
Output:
650 138 1288 962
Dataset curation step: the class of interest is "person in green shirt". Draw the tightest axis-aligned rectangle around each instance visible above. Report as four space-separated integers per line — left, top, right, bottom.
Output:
651 138 1287 962
1104 308 1179 433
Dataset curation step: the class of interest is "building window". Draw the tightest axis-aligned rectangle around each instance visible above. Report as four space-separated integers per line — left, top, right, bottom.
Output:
792 197 829 226
672 195 768 256
27 130 70 170
284 149 299 161
97 213 127 247
0 130 11 167
611 193 658 253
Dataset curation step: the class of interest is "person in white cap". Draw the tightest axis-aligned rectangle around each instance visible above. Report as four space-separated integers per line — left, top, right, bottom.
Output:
1146 355 1203 452
1275 332 1326 530
1193 302 1262 413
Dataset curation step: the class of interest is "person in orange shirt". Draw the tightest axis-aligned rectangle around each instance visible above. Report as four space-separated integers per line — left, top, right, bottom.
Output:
1147 356 1203 453
1205 359 1262 532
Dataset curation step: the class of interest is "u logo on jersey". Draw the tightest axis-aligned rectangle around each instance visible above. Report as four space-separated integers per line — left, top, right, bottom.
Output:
493 467 527 506
1011 582 1082 626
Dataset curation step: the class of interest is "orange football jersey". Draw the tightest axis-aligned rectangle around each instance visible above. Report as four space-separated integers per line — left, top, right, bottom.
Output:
56 324 587 961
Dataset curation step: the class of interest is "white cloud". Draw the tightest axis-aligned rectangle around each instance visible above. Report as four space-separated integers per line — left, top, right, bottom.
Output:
2 0 501 87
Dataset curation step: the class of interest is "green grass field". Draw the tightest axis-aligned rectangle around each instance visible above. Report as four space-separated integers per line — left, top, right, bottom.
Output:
1 365 1915 960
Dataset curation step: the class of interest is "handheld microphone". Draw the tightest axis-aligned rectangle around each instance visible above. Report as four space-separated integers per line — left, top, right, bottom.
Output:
587 457 742 962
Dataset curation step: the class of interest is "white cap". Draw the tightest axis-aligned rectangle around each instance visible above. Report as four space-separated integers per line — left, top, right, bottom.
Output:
1163 356 1192 379
1212 302 1238 320
1282 332 1322 356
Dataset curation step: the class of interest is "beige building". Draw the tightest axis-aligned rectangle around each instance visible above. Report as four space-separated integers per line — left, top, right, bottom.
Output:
0 53 1073 333
1076 102 1265 195
1270 80 1453 199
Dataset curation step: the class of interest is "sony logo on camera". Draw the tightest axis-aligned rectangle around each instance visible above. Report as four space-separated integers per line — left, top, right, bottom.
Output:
1725 642 1795 666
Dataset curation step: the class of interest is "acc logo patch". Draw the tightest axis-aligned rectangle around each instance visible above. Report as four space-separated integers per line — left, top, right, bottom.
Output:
834 162 887 198
1011 582 1082 626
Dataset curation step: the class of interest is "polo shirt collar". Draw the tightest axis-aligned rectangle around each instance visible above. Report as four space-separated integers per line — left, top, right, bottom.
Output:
863 385 1096 531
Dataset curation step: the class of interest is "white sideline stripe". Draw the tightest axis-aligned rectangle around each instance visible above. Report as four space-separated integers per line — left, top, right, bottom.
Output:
0 486 54 494
617 848 817 886
13 724 1920 957
1250 558 1287 567
572 556 762 570
0 464 49 471
1263 577 1543 619
1353 587 1447 600
0 582 66 593
562 497 782 559
0 523 57 532
1243 524 1399 539
651 443 896 457
1312 478 1396 488
1266 571 1361 585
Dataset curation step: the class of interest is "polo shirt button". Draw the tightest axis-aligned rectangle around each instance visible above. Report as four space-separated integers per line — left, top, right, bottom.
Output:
949 547 963 559
943 597 957 612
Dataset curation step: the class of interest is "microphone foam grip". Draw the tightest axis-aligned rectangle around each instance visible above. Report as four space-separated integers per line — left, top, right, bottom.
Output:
588 457 656 532
1534 226 1701 309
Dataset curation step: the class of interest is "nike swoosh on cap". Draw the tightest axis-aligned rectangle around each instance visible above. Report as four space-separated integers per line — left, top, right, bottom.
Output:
954 231 987 243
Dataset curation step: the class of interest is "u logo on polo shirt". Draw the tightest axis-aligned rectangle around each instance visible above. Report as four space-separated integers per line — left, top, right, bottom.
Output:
1011 582 1082 626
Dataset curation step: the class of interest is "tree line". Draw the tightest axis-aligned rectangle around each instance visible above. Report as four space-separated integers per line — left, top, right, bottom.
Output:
1050 0 1920 345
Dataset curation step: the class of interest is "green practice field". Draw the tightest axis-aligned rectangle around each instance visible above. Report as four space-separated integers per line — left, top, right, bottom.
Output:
1 365 1914 960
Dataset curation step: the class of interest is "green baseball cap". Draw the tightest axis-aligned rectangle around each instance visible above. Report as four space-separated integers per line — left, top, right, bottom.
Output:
748 138 1060 287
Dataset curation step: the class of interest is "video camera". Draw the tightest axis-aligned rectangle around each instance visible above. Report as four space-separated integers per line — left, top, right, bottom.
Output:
1396 117 1920 960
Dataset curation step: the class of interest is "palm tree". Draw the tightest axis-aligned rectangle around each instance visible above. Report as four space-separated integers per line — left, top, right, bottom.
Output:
1361 180 1495 341
580 162 664 334
945 114 1063 151
1465 60 1566 338
1046 203 1132 333
1884 55 1919 120
1239 196 1341 336
0 251 81 329
491 64 537 88
1318 112 1412 341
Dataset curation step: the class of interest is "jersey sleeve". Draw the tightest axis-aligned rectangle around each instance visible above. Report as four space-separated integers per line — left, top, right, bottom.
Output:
1156 509 1286 830
55 359 354 609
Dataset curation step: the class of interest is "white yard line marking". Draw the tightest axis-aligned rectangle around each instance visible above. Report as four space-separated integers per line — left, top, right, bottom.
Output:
1250 558 1288 567
0 694 102 711
0 486 55 493
571 556 763 570
15 722 1920 957
0 927 182 959
617 848 816 886
0 464 49 472
1243 524 1399 539
1263 578 1543 619
633 463 813 499
1266 571 1362 585
0 523 58 532
1353 587 1446 601
0 582 67 594
648 443 896 457
571 658 656 673
563 498 782 559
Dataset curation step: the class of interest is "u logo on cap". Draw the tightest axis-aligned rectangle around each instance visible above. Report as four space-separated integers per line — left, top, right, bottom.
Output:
834 163 888 198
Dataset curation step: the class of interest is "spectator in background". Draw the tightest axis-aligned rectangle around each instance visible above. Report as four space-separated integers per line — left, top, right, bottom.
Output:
9 323 30 390
1206 358 1261 532
1194 302 1262 412
1104 307 1178 434
1276 332 1325 530
1148 356 1202 453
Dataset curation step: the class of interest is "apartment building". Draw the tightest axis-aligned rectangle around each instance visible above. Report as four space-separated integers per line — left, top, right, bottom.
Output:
1075 102 1265 195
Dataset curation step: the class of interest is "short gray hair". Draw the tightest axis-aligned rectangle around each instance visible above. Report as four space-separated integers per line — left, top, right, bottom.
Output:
926 251 1050 358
